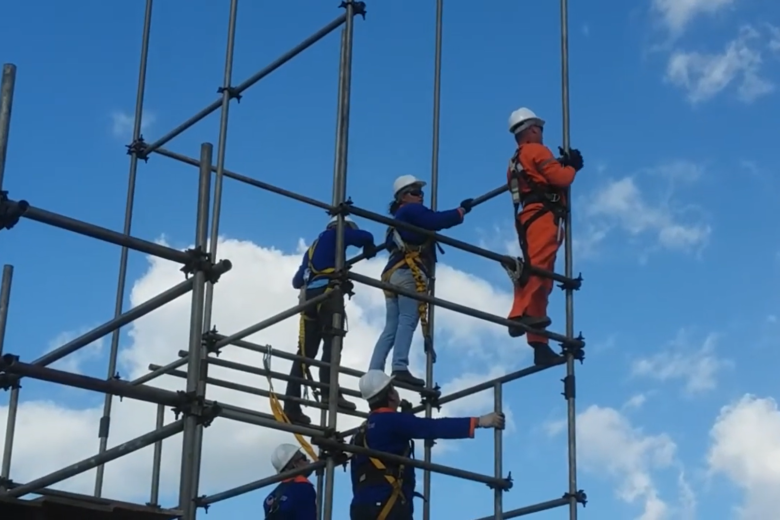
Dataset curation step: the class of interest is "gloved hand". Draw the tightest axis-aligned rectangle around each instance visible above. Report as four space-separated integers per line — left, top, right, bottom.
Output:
558 146 584 171
477 412 506 430
400 399 413 414
362 243 378 259
459 198 474 214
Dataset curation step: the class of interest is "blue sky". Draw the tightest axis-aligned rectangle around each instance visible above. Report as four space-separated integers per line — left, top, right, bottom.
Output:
1 0 780 519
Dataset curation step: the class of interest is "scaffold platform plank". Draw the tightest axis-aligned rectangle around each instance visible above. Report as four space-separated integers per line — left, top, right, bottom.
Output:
0 495 180 520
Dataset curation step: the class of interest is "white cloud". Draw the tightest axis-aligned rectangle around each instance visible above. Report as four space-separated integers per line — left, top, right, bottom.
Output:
708 395 780 519
665 26 774 104
652 0 738 36
550 404 690 519
43 327 106 374
581 171 711 255
624 393 649 411
632 330 731 395
768 24 780 54
110 109 157 140
0 236 518 503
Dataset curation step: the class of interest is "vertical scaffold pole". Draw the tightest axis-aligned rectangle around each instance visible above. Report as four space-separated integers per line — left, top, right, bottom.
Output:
0 63 16 190
191 0 240 499
322 2 357 519
0 265 16 491
179 143 213 520
559 0 579 518
422 1 444 518
493 382 503 519
94 0 154 497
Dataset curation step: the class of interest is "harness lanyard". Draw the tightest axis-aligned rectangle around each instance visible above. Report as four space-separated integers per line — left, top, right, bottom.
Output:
381 229 431 341
358 422 410 520
263 350 319 461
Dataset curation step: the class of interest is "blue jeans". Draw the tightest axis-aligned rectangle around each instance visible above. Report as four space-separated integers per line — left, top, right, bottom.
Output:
369 268 426 372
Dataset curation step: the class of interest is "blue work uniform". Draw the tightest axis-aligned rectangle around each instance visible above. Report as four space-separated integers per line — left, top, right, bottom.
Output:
263 476 316 520
293 227 375 290
349 408 478 519
383 203 464 278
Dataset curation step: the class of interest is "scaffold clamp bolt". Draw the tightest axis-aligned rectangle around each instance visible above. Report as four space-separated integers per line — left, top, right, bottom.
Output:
558 272 583 292
126 137 150 161
0 191 29 231
217 85 242 103
202 327 221 355
341 1 367 19
564 489 588 507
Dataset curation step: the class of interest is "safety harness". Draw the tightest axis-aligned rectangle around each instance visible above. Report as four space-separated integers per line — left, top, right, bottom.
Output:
506 146 568 284
353 420 414 520
264 482 289 520
381 227 441 352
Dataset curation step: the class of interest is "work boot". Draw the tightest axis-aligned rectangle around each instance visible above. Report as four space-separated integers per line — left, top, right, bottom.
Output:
284 407 312 426
529 342 563 366
392 369 425 387
508 315 552 338
322 392 358 411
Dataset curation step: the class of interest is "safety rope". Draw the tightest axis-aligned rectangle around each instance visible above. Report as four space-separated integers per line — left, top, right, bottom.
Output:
263 350 319 461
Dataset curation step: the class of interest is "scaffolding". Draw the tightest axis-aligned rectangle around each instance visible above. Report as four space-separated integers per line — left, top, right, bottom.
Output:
0 1 587 519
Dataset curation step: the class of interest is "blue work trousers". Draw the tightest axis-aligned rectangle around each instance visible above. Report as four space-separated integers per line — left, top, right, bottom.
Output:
369 268 427 372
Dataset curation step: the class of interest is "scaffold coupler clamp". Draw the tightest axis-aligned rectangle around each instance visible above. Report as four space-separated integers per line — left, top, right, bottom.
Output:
0 476 13 491
557 272 583 292
172 392 221 427
419 384 441 412
126 136 150 162
564 489 588 507
0 354 20 391
341 0 367 19
487 471 513 492
217 85 242 103
0 191 28 231
561 332 585 364
193 496 210 513
202 327 221 356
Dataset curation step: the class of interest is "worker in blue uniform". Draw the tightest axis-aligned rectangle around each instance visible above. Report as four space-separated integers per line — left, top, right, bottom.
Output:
349 370 505 520
264 443 316 519
285 215 376 425
368 175 474 387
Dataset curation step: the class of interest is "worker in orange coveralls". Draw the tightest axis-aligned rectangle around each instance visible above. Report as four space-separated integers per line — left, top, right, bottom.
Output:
504 107 584 366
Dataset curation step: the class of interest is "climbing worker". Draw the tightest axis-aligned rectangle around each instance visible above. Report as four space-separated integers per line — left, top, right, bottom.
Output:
264 443 316 519
504 107 584 366
349 370 505 520
285 215 377 425
368 175 472 387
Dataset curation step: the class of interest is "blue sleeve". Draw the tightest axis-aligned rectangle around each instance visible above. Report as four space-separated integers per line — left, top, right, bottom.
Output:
402 204 464 231
344 228 374 248
390 414 477 441
292 252 307 289
295 484 317 520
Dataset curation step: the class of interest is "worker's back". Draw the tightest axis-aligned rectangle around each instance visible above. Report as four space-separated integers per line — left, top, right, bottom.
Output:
263 476 316 520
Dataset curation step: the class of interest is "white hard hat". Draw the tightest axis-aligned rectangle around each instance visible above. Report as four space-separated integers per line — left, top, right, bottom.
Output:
327 215 358 229
508 107 545 135
392 175 426 198
271 443 303 473
359 370 395 401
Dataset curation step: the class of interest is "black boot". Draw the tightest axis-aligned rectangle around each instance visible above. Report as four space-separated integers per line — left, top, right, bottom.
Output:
392 369 425 387
529 342 562 366
322 392 357 411
508 315 552 338
284 407 312 425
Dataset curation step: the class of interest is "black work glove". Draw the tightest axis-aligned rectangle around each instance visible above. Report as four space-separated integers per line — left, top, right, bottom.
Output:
400 399 414 413
558 146 584 171
459 198 474 214
362 243 378 259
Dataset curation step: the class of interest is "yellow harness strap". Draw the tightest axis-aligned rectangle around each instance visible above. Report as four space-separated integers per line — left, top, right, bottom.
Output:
359 423 410 520
263 351 319 461
381 247 430 340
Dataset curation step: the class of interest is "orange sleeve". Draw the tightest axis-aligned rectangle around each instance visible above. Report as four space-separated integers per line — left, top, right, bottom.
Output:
520 143 576 188
469 417 478 438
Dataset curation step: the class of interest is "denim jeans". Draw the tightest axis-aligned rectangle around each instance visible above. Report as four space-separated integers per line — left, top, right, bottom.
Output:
369 268 426 372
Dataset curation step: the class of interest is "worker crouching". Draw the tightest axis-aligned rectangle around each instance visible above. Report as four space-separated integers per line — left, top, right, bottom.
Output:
264 444 316 519
368 175 473 387
285 216 376 425
505 107 584 366
349 370 505 520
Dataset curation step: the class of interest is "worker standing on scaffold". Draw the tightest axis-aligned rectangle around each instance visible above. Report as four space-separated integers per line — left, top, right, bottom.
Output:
368 175 473 387
285 215 376 425
264 443 316 519
348 370 505 520
504 107 584 366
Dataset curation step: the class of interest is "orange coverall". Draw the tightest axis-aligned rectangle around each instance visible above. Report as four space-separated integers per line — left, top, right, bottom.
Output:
507 143 576 345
